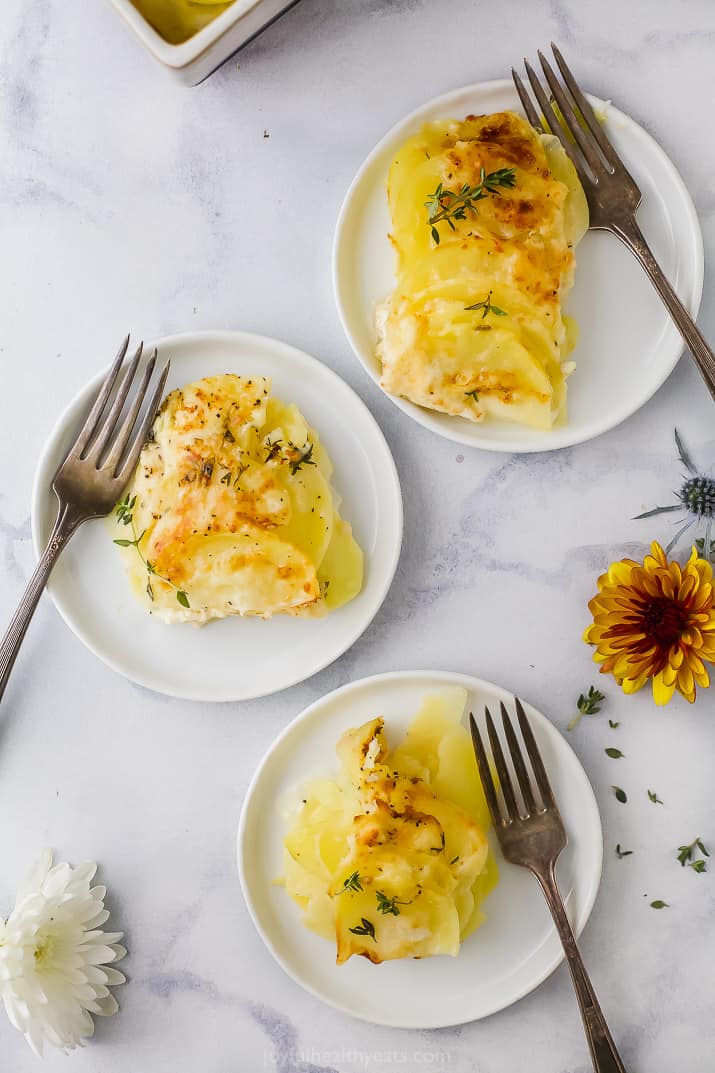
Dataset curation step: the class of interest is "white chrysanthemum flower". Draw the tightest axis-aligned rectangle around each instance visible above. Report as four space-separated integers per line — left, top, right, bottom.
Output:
0 849 126 1055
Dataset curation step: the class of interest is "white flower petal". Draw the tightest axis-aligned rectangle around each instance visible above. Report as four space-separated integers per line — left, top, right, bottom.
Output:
95 993 119 1017
0 852 125 1055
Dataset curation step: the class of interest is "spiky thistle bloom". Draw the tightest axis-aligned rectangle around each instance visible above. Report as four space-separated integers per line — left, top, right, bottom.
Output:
584 542 715 705
635 429 715 558
0 850 126 1055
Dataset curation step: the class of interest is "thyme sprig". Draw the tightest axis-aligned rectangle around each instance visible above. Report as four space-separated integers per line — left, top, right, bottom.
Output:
567 686 605 731
114 494 189 608
338 871 363 894
376 891 412 916
465 291 508 319
348 917 376 940
425 166 516 244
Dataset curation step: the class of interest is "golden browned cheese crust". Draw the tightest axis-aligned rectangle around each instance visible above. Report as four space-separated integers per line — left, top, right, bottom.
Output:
115 374 363 623
282 689 498 966
378 111 588 430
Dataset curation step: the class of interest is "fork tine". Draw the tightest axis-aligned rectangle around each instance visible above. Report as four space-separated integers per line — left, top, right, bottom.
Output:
84 342 143 462
105 350 157 474
550 43 622 169
537 50 608 177
523 59 588 184
500 701 537 815
468 712 503 827
73 335 130 455
115 361 170 484
485 705 520 821
514 697 556 809
511 68 543 131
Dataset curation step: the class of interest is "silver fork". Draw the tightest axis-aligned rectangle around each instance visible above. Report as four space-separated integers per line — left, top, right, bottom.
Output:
0 336 169 704
513 43 715 402
470 699 626 1073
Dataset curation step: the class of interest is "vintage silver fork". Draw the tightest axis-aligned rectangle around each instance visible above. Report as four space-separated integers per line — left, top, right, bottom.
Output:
0 337 169 703
470 699 626 1073
513 43 715 402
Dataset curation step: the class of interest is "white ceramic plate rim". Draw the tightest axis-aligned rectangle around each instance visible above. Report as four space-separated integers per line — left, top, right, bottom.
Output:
237 669 604 1027
333 78 704 452
31 330 403 702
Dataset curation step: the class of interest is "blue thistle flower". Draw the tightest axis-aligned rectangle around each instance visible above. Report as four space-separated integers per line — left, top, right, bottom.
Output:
635 430 715 559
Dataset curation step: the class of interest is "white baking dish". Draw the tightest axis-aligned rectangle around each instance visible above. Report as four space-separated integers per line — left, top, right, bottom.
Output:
109 0 300 85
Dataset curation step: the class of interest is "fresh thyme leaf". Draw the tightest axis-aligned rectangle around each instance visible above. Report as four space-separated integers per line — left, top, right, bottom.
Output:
114 496 187 607
609 720 620 729
650 900 669 909
426 166 516 242
677 838 709 868
567 685 605 730
376 891 402 916
464 389 480 402
338 871 363 894
647 790 663 804
449 856 460 865
288 441 316 476
689 859 707 874
612 786 627 804
465 290 507 319
615 844 633 858
349 917 376 940
605 747 624 759
264 438 283 462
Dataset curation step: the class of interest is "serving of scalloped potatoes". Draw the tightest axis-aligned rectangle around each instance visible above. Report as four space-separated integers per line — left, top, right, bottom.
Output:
282 688 498 965
113 374 363 623
377 110 588 430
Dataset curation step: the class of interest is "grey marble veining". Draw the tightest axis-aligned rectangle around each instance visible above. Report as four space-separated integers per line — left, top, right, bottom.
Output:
1 0 714 1069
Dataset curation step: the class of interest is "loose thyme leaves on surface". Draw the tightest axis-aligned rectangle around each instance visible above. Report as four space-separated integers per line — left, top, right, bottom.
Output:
464 291 508 319
609 720 620 729
567 686 605 731
338 871 363 894
648 790 663 805
114 495 189 608
616 844 633 859
676 838 709 872
650 900 669 909
348 918 376 940
605 747 625 759
425 166 516 244
612 786 627 804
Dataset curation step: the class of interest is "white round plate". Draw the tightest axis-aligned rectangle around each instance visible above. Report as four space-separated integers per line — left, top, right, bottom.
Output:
333 80 704 452
238 670 603 1028
32 331 403 702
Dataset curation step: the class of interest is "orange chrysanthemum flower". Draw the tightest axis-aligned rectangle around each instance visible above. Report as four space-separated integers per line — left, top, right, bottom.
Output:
584 542 715 705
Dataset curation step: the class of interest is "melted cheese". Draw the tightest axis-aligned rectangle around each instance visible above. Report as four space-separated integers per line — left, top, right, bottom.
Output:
282 688 498 965
377 111 588 429
114 374 363 623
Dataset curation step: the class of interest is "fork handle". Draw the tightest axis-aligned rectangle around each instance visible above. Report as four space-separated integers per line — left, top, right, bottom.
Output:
612 217 715 403
0 502 82 704
535 863 627 1073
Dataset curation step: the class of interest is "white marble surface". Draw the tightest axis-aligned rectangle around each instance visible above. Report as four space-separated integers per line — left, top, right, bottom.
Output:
1 0 714 1068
